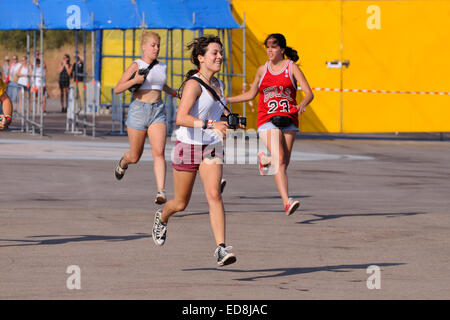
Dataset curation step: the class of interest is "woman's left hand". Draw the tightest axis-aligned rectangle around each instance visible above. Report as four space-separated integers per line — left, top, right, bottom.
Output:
294 105 307 114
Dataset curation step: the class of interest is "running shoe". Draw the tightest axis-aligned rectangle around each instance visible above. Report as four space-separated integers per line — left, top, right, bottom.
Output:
114 157 127 180
285 198 300 216
214 245 237 267
155 190 167 205
152 210 167 246
220 179 227 194
257 152 269 176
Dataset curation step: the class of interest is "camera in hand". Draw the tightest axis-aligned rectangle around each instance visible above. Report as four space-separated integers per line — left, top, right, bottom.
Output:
227 113 246 129
128 60 158 93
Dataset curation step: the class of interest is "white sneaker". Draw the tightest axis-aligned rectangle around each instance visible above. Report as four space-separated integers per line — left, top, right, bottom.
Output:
285 198 300 216
155 190 167 205
257 152 269 176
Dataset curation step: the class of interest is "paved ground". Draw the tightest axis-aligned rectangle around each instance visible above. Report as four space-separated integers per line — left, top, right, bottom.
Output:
1 99 449 300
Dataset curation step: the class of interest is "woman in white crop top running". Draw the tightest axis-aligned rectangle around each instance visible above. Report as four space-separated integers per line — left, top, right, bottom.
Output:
113 31 179 205
151 35 239 267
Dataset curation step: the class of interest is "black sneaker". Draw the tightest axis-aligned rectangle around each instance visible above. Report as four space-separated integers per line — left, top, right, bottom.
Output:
114 157 127 180
220 179 226 194
214 245 236 267
152 210 167 246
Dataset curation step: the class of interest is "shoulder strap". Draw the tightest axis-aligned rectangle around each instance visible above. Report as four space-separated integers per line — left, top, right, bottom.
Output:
187 76 231 114
146 59 158 71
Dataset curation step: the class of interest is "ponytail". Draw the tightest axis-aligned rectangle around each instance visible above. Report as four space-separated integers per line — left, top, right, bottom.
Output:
185 69 199 79
264 33 300 63
284 46 299 62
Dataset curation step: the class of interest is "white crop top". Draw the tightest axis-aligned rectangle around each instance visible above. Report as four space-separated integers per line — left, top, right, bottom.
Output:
176 75 226 145
134 59 167 91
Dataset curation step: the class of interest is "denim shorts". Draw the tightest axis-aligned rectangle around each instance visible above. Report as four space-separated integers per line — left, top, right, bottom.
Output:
257 121 299 132
126 99 166 130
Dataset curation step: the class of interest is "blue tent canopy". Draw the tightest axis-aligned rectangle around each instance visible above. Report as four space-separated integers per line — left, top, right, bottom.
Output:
185 0 241 29
85 0 142 30
38 0 94 30
0 0 240 30
136 0 194 30
0 0 41 30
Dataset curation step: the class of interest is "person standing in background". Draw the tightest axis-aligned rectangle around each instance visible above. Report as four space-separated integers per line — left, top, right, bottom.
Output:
73 55 85 110
17 56 31 110
2 56 10 83
32 58 47 114
58 54 73 113
7 55 20 105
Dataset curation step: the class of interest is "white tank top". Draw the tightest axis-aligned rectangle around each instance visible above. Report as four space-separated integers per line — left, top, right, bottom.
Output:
32 66 45 87
134 59 167 91
17 64 29 86
176 75 225 145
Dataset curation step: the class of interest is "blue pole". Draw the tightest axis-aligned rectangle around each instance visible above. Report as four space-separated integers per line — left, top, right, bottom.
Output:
95 30 102 82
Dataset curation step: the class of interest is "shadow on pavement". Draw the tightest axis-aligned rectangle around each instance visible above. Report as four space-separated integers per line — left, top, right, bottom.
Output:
238 195 311 200
183 262 405 281
0 233 150 247
297 211 426 225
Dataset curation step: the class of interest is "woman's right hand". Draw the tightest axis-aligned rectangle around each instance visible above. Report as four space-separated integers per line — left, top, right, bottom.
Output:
212 121 229 139
134 72 146 84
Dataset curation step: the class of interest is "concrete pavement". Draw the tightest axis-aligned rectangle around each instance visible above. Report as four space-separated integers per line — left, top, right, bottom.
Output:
1 100 449 299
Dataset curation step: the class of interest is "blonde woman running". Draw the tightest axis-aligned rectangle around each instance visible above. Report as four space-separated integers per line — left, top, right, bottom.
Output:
114 31 179 205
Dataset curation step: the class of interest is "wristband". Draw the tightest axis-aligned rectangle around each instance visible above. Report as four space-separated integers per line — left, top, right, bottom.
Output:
207 120 215 129
4 114 12 121
202 119 208 129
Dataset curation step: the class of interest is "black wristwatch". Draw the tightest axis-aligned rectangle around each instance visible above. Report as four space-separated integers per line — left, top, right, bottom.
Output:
202 119 208 129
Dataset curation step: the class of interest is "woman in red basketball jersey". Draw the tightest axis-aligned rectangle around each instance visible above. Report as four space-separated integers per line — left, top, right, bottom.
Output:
226 33 313 215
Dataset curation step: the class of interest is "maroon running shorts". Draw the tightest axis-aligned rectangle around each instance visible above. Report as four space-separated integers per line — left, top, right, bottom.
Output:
172 140 224 172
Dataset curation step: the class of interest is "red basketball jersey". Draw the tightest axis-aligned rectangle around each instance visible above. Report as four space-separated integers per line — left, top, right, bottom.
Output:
257 60 298 128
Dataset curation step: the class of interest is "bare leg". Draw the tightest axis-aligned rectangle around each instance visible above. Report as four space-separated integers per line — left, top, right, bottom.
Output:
282 130 297 169
120 126 147 168
199 159 225 246
260 129 290 206
160 169 197 224
147 122 167 192
64 87 69 111
60 88 64 112
42 91 47 113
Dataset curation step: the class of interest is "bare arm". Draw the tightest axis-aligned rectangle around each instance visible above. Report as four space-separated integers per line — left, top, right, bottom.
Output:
177 79 228 136
66 63 74 75
176 80 203 128
227 65 265 103
163 84 179 99
114 62 144 94
291 63 314 113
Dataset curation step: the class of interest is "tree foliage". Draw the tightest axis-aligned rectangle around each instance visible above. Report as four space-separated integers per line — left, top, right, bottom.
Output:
0 30 90 50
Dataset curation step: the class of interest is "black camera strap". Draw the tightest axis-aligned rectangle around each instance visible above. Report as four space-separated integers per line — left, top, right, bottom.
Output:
128 59 159 93
145 59 159 73
187 76 232 114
